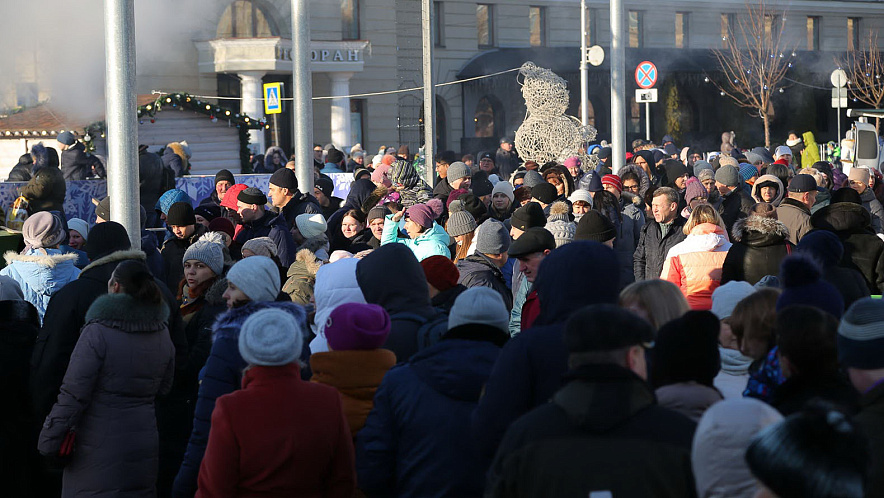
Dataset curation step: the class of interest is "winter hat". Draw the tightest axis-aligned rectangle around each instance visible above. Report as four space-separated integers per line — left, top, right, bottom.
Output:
776 254 844 319
354 168 371 181
370 163 392 186
508 227 556 257
739 163 758 182
796 230 844 266
239 308 303 366
182 232 226 276
663 143 679 156
156 189 192 215
93 196 112 222
237 187 267 206
697 168 715 183
194 204 220 222
510 202 546 231
831 187 862 204
475 219 510 255
269 168 298 191
715 165 741 187
492 181 515 203
719 155 740 169
574 210 616 243
691 398 784 498
446 188 469 208
219 184 248 210
67 218 90 241
214 169 235 185
22 211 66 249
405 203 435 229
531 182 558 204
326 148 344 165
774 145 793 160
242 237 278 258
664 161 689 185
421 255 460 292
455 193 487 222
0 275 24 301
568 189 594 208
564 157 581 170
545 202 576 247
448 286 510 333
227 255 281 303
744 152 764 166
711 281 757 320
848 167 871 185
447 201 478 237
585 171 604 193
565 304 654 352
752 146 775 164
601 174 622 194
787 174 817 193
652 310 721 388
684 177 708 203
296 213 328 240
522 170 544 189
315 177 335 198
325 303 391 351
166 202 196 226
471 172 494 197
57 131 76 146
838 297 884 369
366 206 389 225
447 161 471 181
692 160 713 177
208 217 235 239
85 221 131 261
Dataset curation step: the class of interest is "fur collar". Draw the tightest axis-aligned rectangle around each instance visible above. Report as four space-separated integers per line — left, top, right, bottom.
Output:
295 248 323 276
621 191 643 208
298 235 329 256
204 277 228 306
4 250 78 267
80 249 146 275
85 293 169 331
732 215 790 241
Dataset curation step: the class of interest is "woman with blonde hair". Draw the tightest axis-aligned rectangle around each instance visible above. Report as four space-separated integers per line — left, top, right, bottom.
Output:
619 279 690 331
661 204 732 310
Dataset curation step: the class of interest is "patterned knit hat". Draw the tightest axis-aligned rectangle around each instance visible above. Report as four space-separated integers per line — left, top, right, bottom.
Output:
447 200 478 237
183 232 226 276
545 202 576 247
838 297 884 369
739 163 758 182
602 175 622 195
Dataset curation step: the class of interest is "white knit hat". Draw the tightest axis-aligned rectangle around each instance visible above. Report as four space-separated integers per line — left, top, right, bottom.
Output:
774 145 793 160
239 308 303 366
67 218 90 242
492 181 515 203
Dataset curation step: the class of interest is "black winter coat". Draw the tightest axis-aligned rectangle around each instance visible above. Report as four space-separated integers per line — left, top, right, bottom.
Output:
7 162 32 182
431 284 467 313
161 224 208 292
856 381 884 498
811 202 884 294
60 142 92 181
633 217 687 281
718 186 754 238
279 190 322 226
770 372 859 417
456 253 513 311
487 364 697 498
139 149 165 216
234 210 296 268
721 215 793 285
20 165 66 214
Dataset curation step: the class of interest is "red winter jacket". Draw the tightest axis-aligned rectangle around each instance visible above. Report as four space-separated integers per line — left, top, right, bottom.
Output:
196 364 356 498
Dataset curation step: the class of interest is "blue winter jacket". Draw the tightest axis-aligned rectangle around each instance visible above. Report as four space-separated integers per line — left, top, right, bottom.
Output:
171 300 307 498
233 210 297 268
0 248 80 321
357 338 502 498
381 215 451 261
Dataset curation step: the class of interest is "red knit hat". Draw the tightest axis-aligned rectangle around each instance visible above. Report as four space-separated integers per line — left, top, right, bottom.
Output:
208 217 235 239
220 183 249 210
420 255 459 292
602 174 623 194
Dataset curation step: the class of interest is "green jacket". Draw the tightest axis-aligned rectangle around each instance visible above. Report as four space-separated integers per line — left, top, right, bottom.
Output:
802 131 821 169
381 215 451 261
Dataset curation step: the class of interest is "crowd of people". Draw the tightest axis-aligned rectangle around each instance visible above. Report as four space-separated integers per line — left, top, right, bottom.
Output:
2 129 884 498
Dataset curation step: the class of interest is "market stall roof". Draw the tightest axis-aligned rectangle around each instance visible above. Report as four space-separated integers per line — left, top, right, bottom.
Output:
0 95 157 138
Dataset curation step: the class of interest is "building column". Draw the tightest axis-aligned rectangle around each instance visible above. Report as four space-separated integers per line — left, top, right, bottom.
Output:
239 71 266 154
329 72 354 152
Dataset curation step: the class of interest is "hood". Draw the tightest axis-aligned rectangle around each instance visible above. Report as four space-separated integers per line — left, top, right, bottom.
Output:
204 277 228 307
554 364 656 431
534 241 620 326
3 249 80 293
356 243 434 315
803 131 818 148
750 174 784 206
668 223 731 258
213 300 307 341
79 249 146 276
343 178 378 212
85 292 169 331
416 222 451 245
811 202 874 234
310 258 366 353
719 346 753 376
264 146 286 165
731 215 790 246
409 339 501 401
621 191 643 208
616 163 651 198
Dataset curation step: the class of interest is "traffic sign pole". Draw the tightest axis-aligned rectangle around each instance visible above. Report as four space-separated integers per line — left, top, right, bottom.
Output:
645 102 650 141
635 61 657 143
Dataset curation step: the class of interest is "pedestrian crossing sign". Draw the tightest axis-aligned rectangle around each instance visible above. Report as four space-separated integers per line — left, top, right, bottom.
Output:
263 82 283 114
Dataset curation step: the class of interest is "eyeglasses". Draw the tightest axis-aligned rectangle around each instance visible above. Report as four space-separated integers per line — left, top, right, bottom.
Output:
623 184 640 191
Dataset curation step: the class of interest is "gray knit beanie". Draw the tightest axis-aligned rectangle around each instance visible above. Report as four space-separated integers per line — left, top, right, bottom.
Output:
523 170 544 188
227 255 280 302
22 211 66 249
242 237 278 258
182 232 226 276
715 165 741 188
448 287 510 333
238 308 303 366
475 219 511 255
447 161 471 181
545 202 576 247
447 200 478 237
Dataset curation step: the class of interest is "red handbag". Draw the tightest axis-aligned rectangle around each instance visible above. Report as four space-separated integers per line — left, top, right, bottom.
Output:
59 430 76 457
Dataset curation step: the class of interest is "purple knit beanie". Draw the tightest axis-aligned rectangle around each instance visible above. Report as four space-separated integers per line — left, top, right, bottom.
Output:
684 177 708 203
325 303 391 351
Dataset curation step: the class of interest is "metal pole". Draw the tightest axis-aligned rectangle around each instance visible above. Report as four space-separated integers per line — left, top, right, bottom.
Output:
580 0 588 127
292 0 314 195
645 101 650 141
837 96 842 143
104 0 140 250
421 0 435 185
272 114 279 147
610 0 626 174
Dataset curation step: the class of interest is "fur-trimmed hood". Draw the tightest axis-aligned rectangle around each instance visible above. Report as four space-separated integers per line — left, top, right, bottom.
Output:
204 277 228 307
621 191 644 208
750 174 784 206
213 300 307 342
732 215 790 246
1 249 80 305
4 249 79 268
618 163 651 198
79 249 147 276
85 292 169 332
289 248 323 278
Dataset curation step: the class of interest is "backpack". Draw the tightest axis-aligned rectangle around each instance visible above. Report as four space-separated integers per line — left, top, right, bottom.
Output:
389 311 450 351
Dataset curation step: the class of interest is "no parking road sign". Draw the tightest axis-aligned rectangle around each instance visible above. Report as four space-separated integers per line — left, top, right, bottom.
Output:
635 61 658 89
263 82 283 114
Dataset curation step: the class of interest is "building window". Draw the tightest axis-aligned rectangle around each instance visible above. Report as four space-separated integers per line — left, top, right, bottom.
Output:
350 99 365 147
342 0 359 40
529 6 546 47
848 17 861 50
628 11 643 48
216 74 242 114
721 13 736 48
216 0 278 38
477 4 494 48
807 16 820 51
630 96 641 134
434 2 445 47
675 12 689 48
763 14 781 43
584 7 597 46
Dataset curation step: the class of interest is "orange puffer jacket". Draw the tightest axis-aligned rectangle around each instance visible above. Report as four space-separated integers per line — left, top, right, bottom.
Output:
661 223 732 310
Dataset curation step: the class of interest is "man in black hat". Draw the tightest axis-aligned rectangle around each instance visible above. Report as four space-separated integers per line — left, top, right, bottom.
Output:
507 227 556 336
478 151 499 176
161 202 208 291
321 148 345 174
267 168 321 227
777 175 817 245
486 304 696 498
496 137 520 180
314 177 344 220
235 187 296 267
199 169 236 207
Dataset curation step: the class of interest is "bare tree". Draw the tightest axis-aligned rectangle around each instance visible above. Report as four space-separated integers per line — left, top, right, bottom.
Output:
840 31 884 132
710 1 794 148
